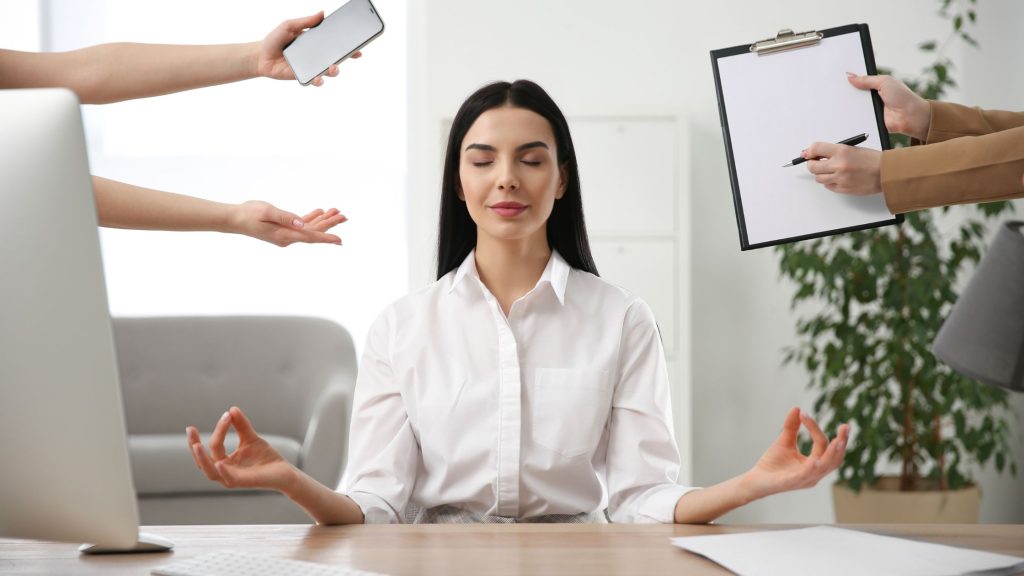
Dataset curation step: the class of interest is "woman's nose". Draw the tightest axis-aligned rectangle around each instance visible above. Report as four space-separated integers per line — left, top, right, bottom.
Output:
496 162 519 191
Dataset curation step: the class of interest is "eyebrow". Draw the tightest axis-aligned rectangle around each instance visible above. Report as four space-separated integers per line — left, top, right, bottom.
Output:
464 141 550 152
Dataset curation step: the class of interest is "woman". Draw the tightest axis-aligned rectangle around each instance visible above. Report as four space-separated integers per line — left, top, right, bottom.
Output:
187 80 849 524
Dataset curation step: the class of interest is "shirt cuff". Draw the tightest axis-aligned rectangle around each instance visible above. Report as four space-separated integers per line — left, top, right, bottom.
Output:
346 491 401 524
635 484 702 524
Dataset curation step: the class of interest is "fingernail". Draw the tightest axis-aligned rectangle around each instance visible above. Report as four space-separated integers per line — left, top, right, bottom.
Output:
220 411 230 422
292 218 304 228
846 71 856 78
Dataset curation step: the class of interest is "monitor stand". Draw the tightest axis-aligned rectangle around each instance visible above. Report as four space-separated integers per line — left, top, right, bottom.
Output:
79 532 174 554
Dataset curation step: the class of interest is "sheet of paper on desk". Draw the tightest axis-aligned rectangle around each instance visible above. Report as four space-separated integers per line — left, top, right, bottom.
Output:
670 525 1024 576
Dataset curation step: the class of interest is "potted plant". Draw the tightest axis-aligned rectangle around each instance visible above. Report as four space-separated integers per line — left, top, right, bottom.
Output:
776 0 1017 522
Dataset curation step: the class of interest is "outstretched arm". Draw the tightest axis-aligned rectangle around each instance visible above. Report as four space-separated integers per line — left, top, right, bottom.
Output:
188 406 364 525
93 176 346 247
0 12 355 103
805 74 1024 207
673 407 849 524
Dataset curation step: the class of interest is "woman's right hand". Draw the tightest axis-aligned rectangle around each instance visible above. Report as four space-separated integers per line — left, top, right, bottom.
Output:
846 73 932 141
186 406 298 492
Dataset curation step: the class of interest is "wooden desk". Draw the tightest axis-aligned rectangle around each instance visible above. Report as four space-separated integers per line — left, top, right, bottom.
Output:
1 523 1022 575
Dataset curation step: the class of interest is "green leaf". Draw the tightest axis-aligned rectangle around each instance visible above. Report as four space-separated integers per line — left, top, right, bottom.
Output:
918 40 938 51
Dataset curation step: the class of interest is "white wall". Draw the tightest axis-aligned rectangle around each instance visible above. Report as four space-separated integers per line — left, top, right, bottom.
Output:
410 0 1024 523
0 1 40 51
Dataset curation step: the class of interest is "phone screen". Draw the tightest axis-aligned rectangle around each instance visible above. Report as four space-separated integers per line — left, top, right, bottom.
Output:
283 0 384 85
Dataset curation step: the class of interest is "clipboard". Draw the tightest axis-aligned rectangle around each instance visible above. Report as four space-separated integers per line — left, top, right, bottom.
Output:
711 24 903 251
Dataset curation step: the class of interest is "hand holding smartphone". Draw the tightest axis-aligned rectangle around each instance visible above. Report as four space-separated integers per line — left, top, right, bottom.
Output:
283 0 385 86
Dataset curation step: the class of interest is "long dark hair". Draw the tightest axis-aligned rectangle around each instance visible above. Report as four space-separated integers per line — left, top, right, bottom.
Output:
436 80 598 279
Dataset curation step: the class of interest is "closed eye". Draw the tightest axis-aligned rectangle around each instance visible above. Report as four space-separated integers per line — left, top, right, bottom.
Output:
472 161 493 167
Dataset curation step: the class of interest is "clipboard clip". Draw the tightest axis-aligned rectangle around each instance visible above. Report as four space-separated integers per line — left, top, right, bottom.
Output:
749 29 823 55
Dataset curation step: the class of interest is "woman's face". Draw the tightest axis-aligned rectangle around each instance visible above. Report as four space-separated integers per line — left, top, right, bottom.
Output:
458 105 567 247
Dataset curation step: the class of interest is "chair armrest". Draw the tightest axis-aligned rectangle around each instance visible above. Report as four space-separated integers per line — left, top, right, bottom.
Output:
298 384 351 489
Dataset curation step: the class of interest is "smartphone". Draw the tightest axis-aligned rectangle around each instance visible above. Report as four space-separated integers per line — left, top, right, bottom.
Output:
283 0 384 86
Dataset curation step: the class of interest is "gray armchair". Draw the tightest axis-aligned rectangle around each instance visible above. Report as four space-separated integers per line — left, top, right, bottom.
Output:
112 316 357 525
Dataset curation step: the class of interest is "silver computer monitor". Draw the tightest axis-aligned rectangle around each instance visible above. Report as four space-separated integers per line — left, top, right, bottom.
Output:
0 88 171 554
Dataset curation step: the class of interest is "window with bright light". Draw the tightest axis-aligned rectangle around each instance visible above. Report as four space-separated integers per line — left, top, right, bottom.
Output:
39 0 408 355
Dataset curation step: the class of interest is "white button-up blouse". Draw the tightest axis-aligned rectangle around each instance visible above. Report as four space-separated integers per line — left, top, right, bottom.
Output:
341 250 696 523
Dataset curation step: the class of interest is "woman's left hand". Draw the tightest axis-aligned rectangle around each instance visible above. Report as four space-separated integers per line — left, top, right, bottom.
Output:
743 407 849 500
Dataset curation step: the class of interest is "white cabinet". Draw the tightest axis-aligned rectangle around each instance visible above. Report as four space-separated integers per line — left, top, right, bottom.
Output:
571 119 677 236
575 117 688 475
589 239 677 353
573 118 681 360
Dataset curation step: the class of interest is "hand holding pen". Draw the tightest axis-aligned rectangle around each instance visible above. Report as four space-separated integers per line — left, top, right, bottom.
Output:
792 132 884 196
784 133 868 167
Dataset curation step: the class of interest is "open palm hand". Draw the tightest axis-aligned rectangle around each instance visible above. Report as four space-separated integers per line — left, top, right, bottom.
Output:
232 202 347 247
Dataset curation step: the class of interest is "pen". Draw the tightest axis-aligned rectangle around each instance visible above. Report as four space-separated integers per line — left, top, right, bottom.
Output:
783 133 869 167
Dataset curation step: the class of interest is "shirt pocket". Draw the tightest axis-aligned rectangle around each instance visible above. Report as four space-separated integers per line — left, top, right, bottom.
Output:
531 368 612 458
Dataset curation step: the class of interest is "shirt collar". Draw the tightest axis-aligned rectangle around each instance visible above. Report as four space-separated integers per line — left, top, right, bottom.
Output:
542 250 570 305
448 249 570 306
449 250 478 293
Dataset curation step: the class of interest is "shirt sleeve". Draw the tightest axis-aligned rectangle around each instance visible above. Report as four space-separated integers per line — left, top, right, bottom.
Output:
339 308 420 524
924 100 1024 143
604 298 699 523
880 101 1024 213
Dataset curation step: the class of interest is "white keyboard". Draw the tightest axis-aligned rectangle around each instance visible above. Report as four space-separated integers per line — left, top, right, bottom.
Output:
152 551 387 576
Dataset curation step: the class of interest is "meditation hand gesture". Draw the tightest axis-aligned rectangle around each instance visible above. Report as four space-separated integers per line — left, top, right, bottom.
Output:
187 406 296 491
744 407 850 500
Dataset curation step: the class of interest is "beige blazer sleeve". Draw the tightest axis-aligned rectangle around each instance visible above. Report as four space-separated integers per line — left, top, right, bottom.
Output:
879 101 1024 213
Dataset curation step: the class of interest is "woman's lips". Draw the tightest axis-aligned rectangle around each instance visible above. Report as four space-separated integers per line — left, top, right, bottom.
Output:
489 202 528 218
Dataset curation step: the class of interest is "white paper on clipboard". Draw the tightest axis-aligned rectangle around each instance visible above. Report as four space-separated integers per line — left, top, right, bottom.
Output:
714 27 899 250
